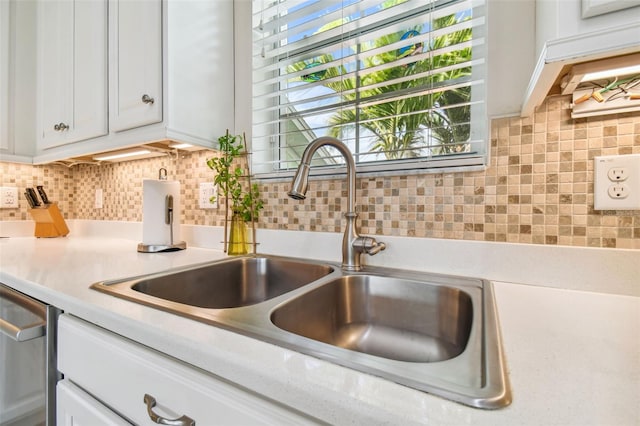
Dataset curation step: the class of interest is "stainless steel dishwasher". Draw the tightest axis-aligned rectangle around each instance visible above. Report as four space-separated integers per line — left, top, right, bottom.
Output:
0 284 60 426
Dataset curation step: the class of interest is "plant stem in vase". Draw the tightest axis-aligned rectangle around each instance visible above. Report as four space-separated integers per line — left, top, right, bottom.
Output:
207 130 264 255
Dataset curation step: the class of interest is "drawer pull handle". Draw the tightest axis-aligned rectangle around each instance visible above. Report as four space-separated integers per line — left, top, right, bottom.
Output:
141 94 155 105
143 394 195 426
54 122 69 131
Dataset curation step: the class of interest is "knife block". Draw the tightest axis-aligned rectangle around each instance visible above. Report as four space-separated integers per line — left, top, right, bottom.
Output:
29 204 70 238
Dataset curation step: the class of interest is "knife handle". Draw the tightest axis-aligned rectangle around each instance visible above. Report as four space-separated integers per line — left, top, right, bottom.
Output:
26 188 41 206
24 191 37 208
36 186 51 204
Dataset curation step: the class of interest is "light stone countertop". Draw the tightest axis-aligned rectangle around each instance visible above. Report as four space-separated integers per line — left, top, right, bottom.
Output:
0 224 638 425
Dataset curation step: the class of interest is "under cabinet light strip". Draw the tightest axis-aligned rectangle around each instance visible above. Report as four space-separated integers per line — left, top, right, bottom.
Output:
93 149 152 161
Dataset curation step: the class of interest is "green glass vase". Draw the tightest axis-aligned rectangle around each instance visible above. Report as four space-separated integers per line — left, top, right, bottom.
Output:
227 211 248 255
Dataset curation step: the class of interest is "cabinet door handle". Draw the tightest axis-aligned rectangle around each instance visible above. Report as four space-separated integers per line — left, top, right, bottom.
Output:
143 394 195 426
141 94 155 105
53 122 69 131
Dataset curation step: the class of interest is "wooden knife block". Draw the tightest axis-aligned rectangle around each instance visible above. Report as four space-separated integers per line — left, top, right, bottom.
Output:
29 204 70 238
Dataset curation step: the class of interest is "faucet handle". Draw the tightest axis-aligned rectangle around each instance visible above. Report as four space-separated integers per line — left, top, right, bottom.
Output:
367 241 386 255
354 236 386 256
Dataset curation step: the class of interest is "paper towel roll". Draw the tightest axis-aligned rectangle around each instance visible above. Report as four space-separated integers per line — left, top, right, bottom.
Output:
142 179 181 246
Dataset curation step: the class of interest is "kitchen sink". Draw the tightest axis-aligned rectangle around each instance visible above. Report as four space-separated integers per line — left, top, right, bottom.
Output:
91 255 511 409
271 275 473 363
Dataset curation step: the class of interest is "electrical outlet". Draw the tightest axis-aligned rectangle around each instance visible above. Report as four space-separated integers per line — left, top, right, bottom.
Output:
95 188 103 209
199 182 218 209
0 187 19 208
607 167 629 181
594 154 640 210
607 183 629 199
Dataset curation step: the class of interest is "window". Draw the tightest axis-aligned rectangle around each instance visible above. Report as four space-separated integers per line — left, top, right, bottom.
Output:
252 0 487 177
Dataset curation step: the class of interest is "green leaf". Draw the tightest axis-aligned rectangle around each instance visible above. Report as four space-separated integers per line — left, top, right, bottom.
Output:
207 131 264 221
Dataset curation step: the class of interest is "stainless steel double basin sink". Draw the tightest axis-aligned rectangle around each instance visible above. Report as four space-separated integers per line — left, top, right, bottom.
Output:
91 255 511 409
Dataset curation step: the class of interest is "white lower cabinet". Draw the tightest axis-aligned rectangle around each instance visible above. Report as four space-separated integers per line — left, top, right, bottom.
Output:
57 314 321 425
57 380 130 425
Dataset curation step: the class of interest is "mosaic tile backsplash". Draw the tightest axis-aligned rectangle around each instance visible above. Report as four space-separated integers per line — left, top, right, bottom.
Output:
2 95 639 249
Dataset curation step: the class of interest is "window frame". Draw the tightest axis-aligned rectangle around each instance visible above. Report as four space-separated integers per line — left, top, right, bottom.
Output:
250 0 489 180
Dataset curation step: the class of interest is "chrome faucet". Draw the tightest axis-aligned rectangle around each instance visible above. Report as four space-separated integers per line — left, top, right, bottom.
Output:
288 137 386 271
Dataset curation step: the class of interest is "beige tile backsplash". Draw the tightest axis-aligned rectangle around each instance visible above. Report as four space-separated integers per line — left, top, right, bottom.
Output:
2 95 639 249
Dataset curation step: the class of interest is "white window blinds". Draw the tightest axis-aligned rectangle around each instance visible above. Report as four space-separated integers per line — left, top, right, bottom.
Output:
252 0 487 177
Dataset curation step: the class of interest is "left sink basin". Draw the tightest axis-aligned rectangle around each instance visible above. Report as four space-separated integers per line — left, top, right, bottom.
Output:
91 255 334 309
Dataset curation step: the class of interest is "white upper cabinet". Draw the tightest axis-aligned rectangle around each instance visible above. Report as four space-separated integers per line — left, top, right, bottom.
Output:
36 0 108 150
534 0 640 58
0 0 37 163
109 0 163 132
521 0 640 116
30 0 235 164
164 0 235 146
0 0 9 153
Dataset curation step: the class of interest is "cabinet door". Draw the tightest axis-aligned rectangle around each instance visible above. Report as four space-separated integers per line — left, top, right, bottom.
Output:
57 380 130 426
58 315 322 425
109 0 162 132
37 0 107 150
0 0 9 152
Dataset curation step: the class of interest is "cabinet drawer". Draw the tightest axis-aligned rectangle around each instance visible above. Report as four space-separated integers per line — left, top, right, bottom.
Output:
58 315 321 425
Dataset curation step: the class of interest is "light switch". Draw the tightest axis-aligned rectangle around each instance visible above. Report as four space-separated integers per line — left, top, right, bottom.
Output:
594 154 640 210
95 188 103 209
199 182 217 209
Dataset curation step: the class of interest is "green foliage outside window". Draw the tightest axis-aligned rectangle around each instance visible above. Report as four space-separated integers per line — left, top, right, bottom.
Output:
287 9 473 160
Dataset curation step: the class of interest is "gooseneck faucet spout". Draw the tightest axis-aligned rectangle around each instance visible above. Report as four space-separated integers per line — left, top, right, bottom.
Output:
288 137 386 271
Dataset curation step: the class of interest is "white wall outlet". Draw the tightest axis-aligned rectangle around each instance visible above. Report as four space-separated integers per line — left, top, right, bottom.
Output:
607 167 629 182
0 187 19 208
594 154 640 210
607 183 629 199
199 182 218 209
95 188 103 209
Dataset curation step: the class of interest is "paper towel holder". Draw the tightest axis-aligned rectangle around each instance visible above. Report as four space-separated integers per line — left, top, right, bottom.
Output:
138 193 187 253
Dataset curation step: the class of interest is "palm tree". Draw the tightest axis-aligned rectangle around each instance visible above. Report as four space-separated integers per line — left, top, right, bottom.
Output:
423 14 472 154
287 8 473 160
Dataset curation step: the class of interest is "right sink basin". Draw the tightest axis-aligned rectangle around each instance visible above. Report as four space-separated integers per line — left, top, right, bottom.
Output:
271 275 473 363
268 270 511 410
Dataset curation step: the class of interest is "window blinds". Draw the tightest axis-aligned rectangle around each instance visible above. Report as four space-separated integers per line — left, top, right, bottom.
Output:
252 0 487 177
